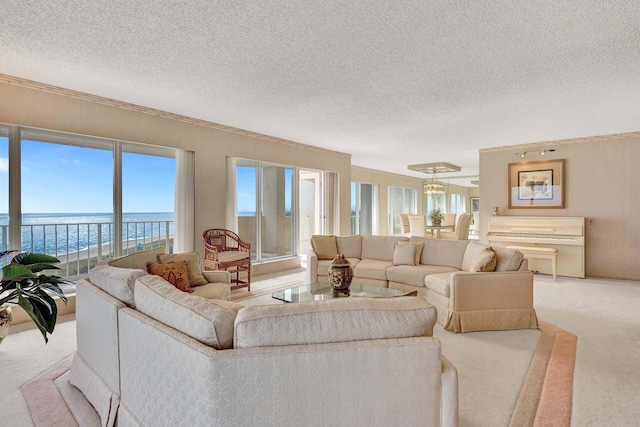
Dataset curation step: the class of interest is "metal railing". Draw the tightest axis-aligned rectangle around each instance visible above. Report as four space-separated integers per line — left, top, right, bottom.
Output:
1 220 173 278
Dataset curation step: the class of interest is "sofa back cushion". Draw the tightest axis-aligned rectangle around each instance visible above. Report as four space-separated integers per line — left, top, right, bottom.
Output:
410 237 469 269
234 296 436 348
361 235 409 261
89 265 147 307
492 246 526 272
461 241 497 272
108 247 165 270
134 275 243 349
336 235 362 259
311 235 338 260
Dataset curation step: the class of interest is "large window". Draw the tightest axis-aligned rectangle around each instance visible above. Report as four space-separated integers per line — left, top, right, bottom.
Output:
389 186 417 235
0 126 8 261
237 160 295 262
450 193 466 215
2 125 176 275
351 182 377 235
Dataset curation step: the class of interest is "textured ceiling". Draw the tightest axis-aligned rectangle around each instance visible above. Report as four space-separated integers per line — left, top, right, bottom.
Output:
2 1 640 186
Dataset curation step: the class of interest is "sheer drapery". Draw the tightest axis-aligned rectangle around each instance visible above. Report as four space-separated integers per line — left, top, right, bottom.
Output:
324 172 339 235
225 157 238 233
174 149 195 253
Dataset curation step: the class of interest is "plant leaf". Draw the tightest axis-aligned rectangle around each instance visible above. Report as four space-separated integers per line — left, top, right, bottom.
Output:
2 264 36 280
12 252 61 266
17 289 49 344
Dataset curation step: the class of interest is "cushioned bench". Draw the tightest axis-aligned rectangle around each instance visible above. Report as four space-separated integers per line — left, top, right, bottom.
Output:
507 245 557 279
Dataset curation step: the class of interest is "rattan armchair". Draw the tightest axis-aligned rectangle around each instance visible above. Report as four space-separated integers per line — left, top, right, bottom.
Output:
203 229 251 291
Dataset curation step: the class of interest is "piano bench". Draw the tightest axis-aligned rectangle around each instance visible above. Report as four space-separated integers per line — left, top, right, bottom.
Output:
507 246 558 279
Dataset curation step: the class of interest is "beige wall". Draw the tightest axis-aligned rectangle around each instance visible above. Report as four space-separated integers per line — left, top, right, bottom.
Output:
479 133 640 280
0 78 353 272
351 166 424 235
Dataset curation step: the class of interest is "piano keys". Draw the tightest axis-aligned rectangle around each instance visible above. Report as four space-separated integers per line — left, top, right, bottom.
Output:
487 216 585 278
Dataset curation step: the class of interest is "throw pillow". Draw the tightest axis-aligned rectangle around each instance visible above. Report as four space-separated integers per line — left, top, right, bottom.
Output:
393 243 417 266
157 252 208 287
109 247 165 270
311 235 338 260
398 241 424 265
146 261 192 292
469 247 497 272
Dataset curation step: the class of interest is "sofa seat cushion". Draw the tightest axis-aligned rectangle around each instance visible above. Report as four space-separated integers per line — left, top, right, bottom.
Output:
234 296 437 348
425 272 453 297
361 236 409 261
89 265 147 307
387 265 459 287
134 275 243 349
354 259 394 281
191 282 231 301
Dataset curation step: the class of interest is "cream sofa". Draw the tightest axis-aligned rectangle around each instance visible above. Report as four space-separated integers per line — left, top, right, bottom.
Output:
307 235 537 333
70 251 459 426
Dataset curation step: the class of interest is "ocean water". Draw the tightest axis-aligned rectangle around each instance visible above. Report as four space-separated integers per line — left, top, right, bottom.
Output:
0 212 174 255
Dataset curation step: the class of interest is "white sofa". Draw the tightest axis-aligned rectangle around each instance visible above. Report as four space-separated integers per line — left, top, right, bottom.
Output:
307 235 537 333
70 250 459 427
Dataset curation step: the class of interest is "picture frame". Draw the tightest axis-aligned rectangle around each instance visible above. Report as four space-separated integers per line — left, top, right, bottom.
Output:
470 197 479 213
508 159 565 208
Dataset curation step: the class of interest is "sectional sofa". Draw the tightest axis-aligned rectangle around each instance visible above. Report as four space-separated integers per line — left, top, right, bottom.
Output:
69 249 459 427
307 235 537 333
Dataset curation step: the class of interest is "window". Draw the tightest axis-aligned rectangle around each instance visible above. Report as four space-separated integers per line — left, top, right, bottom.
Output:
426 193 446 214
3 125 176 277
351 182 377 235
0 126 8 264
450 193 466 215
389 186 417 235
236 160 296 262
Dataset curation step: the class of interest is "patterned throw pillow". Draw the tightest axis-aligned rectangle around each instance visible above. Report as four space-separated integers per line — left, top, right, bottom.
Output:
146 261 192 292
157 252 208 287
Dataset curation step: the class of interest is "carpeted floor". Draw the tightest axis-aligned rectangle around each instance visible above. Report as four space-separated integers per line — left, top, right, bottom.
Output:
4 271 640 426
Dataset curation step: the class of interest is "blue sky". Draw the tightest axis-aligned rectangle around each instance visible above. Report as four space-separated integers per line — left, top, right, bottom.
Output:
0 138 175 213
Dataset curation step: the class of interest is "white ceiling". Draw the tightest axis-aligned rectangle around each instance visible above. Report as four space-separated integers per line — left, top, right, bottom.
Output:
2 1 640 186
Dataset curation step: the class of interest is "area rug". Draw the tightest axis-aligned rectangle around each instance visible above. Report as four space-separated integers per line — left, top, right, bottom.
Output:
510 321 577 427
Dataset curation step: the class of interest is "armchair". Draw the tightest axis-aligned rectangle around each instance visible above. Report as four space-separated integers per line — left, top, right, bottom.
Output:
203 229 251 291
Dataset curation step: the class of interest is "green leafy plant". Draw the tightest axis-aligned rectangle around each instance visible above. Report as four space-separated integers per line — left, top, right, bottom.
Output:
1 250 71 343
428 208 444 225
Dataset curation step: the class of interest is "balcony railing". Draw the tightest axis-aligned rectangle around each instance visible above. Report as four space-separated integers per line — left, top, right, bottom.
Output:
1 220 173 278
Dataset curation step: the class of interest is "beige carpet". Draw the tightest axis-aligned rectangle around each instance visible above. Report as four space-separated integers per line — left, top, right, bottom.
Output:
5 272 640 426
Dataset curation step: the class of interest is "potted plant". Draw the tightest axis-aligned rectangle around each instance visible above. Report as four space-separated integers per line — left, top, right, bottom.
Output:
0 250 71 345
428 208 444 226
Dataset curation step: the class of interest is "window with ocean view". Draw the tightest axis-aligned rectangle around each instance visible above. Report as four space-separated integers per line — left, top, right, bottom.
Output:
1 125 176 279
236 160 295 263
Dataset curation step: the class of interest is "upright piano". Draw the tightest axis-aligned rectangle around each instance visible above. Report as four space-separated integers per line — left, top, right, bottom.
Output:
487 216 585 278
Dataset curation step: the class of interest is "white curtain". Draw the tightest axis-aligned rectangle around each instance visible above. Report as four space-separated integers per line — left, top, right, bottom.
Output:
225 157 238 233
324 172 339 235
174 149 195 253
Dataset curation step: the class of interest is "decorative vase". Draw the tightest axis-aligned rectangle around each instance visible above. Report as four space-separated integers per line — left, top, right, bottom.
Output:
432 219 442 226
0 304 12 346
328 254 353 292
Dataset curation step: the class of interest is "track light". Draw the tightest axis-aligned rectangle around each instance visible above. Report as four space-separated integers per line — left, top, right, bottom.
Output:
516 149 555 158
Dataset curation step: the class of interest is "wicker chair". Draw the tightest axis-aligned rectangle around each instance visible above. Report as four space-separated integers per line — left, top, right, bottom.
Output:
202 229 251 291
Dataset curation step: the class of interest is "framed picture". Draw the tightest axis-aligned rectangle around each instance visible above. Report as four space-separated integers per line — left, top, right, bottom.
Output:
508 159 565 208
470 197 479 213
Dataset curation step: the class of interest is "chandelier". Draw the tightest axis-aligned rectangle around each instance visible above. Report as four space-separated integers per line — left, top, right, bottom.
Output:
423 171 446 195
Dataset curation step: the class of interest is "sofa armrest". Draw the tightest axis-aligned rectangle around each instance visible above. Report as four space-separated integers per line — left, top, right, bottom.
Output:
441 356 459 427
202 270 231 284
306 249 318 284
449 271 534 311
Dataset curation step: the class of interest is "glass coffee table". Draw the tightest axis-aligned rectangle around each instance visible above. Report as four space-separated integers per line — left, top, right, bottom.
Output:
272 282 406 303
